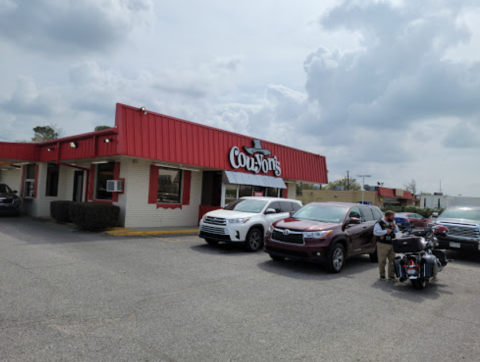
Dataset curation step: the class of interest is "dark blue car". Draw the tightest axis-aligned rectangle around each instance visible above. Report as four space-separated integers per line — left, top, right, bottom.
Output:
394 213 412 230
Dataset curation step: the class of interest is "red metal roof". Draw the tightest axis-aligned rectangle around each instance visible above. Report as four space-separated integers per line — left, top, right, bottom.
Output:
0 103 328 184
115 103 328 183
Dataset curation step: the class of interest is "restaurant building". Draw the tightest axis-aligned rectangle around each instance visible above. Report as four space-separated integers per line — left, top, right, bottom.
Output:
0 103 328 227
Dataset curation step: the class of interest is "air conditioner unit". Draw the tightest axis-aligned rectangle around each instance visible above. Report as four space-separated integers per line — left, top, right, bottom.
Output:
107 180 124 193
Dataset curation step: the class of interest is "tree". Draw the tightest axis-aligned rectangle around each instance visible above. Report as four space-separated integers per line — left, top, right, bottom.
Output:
324 177 361 191
94 125 111 131
405 179 417 195
31 125 61 143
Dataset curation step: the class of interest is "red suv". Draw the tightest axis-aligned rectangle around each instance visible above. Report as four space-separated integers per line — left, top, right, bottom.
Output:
264 202 383 273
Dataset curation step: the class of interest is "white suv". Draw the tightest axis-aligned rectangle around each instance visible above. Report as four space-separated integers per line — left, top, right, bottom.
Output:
199 197 303 252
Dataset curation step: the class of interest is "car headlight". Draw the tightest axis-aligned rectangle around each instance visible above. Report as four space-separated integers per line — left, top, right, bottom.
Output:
228 218 250 224
303 230 333 239
201 214 207 222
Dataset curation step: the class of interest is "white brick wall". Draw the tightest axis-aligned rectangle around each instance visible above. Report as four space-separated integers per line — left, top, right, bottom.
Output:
0 169 22 192
19 163 79 218
120 159 202 228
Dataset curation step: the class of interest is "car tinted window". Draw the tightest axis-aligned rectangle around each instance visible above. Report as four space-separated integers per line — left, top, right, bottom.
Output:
348 207 362 221
361 207 375 221
0 184 12 193
372 208 383 220
268 201 282 213
224 199 268 213
292 202 301 212
280 201 293 212
292 204 348 223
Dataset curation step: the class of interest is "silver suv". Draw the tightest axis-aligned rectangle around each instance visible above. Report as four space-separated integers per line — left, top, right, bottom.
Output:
432 206 480 253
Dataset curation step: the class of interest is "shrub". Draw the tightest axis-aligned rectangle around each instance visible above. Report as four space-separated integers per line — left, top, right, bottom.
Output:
69 202 120 231
50 201 75 222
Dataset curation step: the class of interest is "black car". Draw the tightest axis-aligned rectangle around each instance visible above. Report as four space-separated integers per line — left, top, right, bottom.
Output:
0 182 22 216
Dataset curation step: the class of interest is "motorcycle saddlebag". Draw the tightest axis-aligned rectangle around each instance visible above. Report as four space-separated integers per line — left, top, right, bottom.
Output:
392 237 425 253
394 256 406 280
421 254 438 278
432 249 448 267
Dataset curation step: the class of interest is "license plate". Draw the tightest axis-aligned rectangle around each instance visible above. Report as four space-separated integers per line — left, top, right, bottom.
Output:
449 242 461 248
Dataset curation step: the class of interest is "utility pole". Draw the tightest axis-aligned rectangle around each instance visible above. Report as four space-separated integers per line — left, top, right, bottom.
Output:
346 171 350 191
357 174 371 204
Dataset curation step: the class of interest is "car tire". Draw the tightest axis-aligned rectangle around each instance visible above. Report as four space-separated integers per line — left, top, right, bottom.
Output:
325 243 346 273
205 239 219 245
369 248 378 263
245 228 263 252
269 254 285 262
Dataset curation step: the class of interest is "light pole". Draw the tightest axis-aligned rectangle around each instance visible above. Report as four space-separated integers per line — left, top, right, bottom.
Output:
357 174 371 204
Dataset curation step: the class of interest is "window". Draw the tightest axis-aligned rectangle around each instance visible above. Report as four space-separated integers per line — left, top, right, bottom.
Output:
239 185 253 198
268 201 282 213
0 184 12 193
158 167 182 203
225 184 237 206
95 162 115 200
280 201 294 213
224 199 267 213
372 208 383 220
292 204 348 223
361 207 375 221
348 207 362 221
266 187 279 197
292 202 301 212
45 163 59 197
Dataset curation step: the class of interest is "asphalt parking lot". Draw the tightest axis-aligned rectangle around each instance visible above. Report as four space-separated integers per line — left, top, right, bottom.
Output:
1 216 480 362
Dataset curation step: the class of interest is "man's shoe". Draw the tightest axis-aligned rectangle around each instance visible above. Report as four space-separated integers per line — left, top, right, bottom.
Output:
380 276 386 280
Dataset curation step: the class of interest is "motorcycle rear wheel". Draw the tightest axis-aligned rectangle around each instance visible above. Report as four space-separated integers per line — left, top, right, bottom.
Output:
411 278 427 290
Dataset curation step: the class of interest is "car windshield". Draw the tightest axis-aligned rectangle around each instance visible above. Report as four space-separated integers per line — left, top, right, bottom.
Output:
0 184 12 193
292 204 348 223
440 208 480 222
224 199 268 213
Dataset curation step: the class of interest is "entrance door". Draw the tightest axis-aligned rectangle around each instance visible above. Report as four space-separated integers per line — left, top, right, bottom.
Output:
73 170 84 202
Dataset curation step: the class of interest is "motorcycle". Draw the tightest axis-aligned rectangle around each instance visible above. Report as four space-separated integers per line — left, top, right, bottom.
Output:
393 225 450 290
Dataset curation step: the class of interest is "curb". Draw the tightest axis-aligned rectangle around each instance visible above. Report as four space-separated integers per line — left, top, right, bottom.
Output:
104 228 199 236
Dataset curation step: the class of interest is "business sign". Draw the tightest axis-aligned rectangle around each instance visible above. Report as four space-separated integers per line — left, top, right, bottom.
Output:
229 140 281 176
254 192 264 197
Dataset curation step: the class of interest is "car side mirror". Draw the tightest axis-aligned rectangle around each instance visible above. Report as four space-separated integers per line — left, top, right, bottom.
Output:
13 190 18 194
432 212 438 218
348 217 361 225
265 208 277 215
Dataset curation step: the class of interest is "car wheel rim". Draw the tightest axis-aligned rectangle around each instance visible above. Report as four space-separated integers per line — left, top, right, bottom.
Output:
250 231 261 249
333 248 344 270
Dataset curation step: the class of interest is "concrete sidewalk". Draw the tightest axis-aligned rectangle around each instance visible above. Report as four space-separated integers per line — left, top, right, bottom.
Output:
104 225 199 236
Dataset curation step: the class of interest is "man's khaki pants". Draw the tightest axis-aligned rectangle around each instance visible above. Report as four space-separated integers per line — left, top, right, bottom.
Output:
377 242 396 278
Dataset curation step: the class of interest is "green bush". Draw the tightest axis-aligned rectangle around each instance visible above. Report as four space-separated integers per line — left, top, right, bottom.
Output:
50 201 74 223
381 206 444 218
69 202 120 231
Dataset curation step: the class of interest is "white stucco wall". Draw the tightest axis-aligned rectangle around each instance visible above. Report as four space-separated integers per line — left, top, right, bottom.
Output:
420 195 480 209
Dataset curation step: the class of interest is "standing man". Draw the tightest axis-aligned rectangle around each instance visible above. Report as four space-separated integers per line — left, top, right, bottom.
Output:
374 210 400 281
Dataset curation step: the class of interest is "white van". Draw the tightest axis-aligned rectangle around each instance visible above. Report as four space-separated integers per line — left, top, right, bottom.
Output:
199 197 302 251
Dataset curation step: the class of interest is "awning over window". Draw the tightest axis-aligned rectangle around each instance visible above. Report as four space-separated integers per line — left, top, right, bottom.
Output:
224 171 287 189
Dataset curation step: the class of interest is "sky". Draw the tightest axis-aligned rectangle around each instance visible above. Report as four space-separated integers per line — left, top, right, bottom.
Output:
1 0 479 196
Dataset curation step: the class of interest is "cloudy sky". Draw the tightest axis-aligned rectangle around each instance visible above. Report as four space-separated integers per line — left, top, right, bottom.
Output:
1 0 480 196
